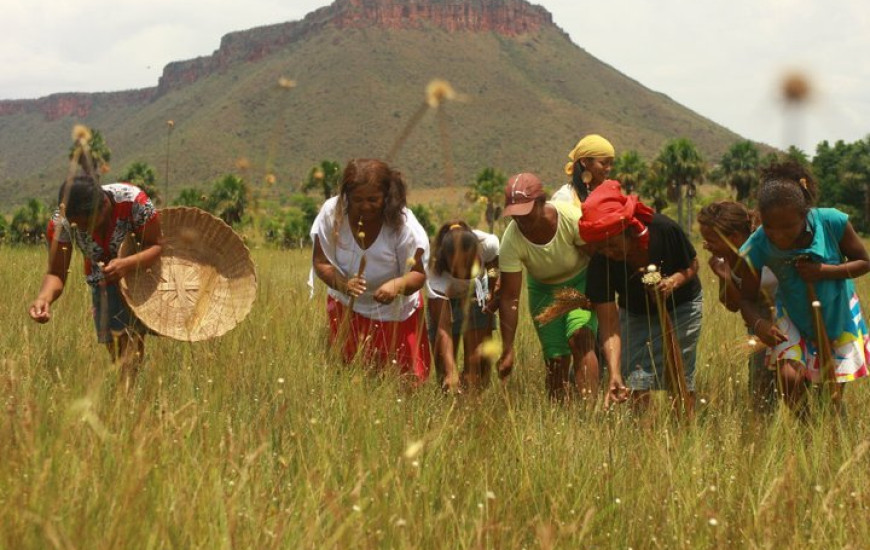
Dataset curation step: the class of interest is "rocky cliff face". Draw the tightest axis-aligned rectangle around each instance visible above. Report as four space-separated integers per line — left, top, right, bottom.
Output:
0 0 555 120
0 89 156 121
332 0 552 34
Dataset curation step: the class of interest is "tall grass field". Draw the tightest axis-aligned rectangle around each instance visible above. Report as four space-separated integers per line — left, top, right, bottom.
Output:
2 245 870 549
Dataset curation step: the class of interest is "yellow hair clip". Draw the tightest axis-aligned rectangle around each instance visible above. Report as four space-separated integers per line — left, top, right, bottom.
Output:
449 224 462 230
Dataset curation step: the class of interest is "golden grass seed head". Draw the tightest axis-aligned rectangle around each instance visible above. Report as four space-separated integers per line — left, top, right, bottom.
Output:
425 79 456 108
71 124 92 142
278 77 297 89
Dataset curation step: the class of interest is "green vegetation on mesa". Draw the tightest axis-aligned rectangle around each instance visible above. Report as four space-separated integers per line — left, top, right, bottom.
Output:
4 246 870 548
0 20 744 208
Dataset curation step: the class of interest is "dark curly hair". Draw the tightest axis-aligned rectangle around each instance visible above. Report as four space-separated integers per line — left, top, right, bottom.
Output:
337 159 407 229
697 200 753 238
757 160 817 216
431 220 480 276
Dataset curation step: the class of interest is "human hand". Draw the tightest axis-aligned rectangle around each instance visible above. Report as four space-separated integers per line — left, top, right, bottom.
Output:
656 276 678 299
102 257 132 284
29 298 52 323
346 275 367 298
496 349 514 380
794 257 824 282
604 375 629 407
708 256 731 280
442 371 462 394
373 279 400 304
482 292 500 314
752 318 787 347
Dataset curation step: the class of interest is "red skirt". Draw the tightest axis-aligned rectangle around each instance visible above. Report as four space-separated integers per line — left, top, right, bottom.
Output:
327 296 431 383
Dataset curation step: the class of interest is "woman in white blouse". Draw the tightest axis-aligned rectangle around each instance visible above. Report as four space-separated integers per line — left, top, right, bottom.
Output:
310 159 431 383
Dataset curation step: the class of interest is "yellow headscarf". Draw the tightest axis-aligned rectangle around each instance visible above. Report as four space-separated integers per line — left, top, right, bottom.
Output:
564 134 615 175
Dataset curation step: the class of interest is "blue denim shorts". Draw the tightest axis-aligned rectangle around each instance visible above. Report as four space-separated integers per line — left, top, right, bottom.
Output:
427 297 494 345
619 294 703 392
90 283 148 343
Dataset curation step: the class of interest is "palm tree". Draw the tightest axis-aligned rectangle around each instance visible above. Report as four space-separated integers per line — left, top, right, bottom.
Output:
68 129 112 177
785 145 810 167
302 160 341 202
10 199 50 244
719 140 760 202
174 188 209 210
640 161 670 212
208 175 248 226
466 167 507 233
612 150 649 195
655 138 706 231
119 161 160 204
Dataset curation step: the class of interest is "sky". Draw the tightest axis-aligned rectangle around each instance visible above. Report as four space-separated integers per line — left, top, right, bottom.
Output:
1 0 868 155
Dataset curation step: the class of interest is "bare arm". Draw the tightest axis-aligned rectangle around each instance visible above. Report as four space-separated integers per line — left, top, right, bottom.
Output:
495 270 523 379
708 256 742 312
430 297 459 391
595 301 627 405
312 236 365 297
795 221 870 281
736 259 785 347
658 257 700 299
103 218 164 284
482 256 500 314
29 239 74 323
373 248 426 304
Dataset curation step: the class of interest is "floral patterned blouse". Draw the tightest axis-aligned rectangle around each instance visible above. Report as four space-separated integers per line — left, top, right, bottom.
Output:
46 183 158 287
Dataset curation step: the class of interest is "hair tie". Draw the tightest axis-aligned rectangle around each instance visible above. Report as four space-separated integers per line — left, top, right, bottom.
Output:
449 224 462 230
799 178 808 190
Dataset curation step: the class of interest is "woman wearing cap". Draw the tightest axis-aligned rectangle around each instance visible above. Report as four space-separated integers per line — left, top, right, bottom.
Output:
581 181 702 412
310 159 431 384
552 134 615 206
28 174 163 388
495 172 599 402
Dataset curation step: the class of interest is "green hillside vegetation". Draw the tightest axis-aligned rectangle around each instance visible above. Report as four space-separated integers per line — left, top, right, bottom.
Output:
0 20 744 210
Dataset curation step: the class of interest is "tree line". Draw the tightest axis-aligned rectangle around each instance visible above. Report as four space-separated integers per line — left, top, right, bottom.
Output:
3 134 869 246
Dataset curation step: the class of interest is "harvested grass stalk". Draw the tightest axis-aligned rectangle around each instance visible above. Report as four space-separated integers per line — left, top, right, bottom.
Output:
534 288 592 326
807 284 842 407
644 266 693 419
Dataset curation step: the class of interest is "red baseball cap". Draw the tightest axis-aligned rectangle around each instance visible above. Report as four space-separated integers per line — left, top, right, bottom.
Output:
502 172 544 217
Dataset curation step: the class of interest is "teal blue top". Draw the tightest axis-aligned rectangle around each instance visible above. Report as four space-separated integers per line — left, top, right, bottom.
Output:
740 208 853 339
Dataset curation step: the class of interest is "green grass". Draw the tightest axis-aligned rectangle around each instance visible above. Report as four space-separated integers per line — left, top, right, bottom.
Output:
2 246 870 548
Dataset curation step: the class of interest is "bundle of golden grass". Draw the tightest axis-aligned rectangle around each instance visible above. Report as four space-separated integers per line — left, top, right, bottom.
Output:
644 266 692 418
534 288 592 325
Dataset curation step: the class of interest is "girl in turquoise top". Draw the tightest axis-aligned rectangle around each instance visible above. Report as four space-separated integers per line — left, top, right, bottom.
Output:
738 161 870 409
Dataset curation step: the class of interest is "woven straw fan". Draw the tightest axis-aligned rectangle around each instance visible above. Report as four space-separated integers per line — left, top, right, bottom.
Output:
119 207 257 341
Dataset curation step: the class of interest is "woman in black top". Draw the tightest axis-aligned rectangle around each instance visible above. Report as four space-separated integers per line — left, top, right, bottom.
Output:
580 182 702 412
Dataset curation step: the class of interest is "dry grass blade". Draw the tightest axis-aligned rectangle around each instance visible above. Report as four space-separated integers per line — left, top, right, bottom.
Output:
534 288 591 326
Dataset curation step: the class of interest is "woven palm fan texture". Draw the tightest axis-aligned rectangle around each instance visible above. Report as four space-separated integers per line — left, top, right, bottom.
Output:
119 207 257 341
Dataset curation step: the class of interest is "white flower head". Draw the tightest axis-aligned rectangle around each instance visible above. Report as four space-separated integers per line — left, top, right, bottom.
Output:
404 440 424 460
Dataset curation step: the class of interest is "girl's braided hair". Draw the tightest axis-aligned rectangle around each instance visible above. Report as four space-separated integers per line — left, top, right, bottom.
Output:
757 159 817 216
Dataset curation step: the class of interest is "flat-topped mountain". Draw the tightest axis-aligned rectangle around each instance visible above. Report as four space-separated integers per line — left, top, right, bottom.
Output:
0 0 743 207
